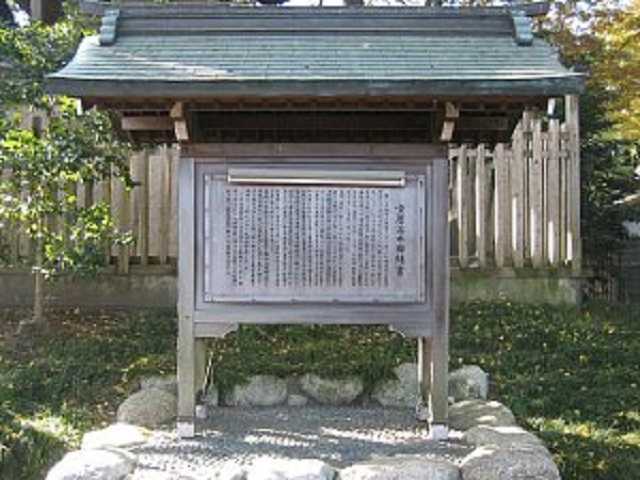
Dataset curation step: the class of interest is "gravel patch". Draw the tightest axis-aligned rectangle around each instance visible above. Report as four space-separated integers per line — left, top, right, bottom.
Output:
131 407 473 478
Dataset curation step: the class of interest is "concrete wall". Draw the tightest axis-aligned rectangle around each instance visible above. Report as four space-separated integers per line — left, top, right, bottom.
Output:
0 266 583 308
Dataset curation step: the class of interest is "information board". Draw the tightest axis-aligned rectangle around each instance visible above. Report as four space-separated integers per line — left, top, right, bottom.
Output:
202 170 425 303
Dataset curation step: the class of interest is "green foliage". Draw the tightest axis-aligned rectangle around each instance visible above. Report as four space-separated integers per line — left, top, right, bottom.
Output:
208 324 414 395
1 302 639 479
450 300 640 480
0 308 176 479
208 301 640 480
0 101 133 277
0 12 88 107
0 11 132 291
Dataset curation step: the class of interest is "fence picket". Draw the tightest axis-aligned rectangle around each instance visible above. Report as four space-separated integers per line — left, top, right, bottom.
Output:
138 150 150 265
1 110 580 274
547 119 561 265
475 143 486 267
456 144 469 268
493 143 509 268
511 123 526 268
530 116 544 267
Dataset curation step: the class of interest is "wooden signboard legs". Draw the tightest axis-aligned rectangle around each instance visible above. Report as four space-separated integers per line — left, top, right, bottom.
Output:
177 156 198 438
418 158 450 440
174 150 450 439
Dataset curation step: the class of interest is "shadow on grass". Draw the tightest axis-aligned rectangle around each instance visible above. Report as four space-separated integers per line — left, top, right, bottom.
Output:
0 307 177 480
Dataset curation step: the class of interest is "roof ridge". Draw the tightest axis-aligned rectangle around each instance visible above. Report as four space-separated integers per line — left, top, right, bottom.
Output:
95 4 538 47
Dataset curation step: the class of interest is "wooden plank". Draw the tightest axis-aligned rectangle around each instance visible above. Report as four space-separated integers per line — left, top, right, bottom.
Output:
83 180 94 207
448 148 457 258
138 150 150 265
521 111 533 263
457 116 510 131
468 150 477 261
169 146 179 259
177 155 197 437
475 144 487 267
102 173 113 266
511 123 525 267
429 157 450 434
116 170 131 275
530 116 544 267
560 123 568 264
547 119 561 265
121 116 173 131
456 145 469 268
159 145 172 264
440 121 455 142
566 95 582 273
493 143 510 268
485 149 495 263
171 102 190 142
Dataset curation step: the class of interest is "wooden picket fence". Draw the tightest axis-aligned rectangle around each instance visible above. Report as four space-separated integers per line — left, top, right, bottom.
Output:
450 110 581 271
2 111 581 273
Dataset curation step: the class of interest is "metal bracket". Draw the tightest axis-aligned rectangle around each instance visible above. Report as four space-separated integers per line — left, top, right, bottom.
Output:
227 168 406 188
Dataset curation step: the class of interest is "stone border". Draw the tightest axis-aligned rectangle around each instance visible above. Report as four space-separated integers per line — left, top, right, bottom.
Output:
46 366 561 480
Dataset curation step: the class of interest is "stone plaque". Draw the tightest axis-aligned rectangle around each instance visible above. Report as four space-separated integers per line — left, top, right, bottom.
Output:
203 170 425 303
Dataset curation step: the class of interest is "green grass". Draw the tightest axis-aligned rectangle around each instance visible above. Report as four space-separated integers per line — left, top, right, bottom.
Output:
1 301 639 479
0 308 176 479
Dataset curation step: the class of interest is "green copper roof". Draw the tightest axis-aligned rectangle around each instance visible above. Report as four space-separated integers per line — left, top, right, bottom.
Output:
48 6 583 99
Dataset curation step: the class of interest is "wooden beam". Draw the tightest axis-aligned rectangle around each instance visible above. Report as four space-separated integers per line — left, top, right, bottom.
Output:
121 116 173 131
171 102 190 142
440 121 455 142
457 116 510 131
440 102 459 142
445 102 460 119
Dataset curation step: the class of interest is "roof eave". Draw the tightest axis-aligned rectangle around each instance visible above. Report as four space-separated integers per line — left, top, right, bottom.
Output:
47 76 585 101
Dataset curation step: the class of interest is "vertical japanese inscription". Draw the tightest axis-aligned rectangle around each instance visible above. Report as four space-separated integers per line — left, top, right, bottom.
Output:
206 173 424 302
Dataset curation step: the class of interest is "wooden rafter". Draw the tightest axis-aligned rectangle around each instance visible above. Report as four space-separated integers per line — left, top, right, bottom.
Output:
440 102 459 142
171 102 190 142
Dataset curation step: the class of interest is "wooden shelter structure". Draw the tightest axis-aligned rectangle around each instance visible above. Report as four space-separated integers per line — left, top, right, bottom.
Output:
48 2 583 439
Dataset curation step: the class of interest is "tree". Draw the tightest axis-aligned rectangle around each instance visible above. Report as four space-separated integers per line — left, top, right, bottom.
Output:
591 0 640 142
0 1 15 27
0 11 132 327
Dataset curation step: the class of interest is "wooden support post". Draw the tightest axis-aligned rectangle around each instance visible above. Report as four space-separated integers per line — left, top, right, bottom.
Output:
566 95 582 273
177 156 197 438
195 340 207 398
417 336 432 420
428 158 449 440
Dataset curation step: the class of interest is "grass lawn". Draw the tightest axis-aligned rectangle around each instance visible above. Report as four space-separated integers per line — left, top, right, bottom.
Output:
0 301 639 479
